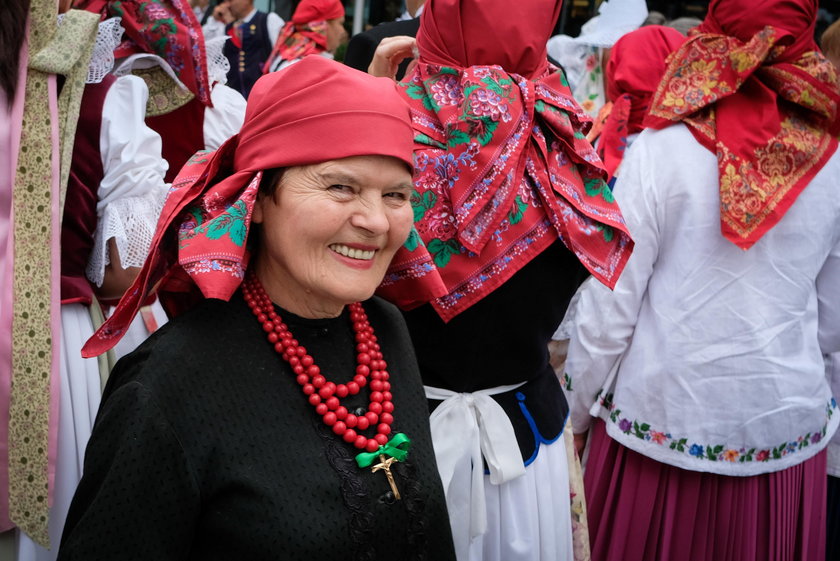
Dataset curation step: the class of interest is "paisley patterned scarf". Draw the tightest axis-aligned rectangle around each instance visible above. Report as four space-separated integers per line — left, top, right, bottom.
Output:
644 0 840 249
379 0 634 322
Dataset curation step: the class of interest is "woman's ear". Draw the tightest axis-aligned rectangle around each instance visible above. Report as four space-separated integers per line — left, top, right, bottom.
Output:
252 196 265 224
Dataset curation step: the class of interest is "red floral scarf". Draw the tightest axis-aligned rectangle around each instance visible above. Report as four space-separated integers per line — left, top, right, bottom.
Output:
76 0 212 106
379 62 634 321
644 1 840 249
262 20 328 73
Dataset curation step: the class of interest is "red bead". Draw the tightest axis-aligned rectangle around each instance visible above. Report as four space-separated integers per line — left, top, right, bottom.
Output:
356 343 369 353
379 360 388 370
365 439 380 453
370 380 384 392
262 322 274 332
303 384 315 395
382 401 394 413
353 374 367 387
355 364 370 377
380 412 394 425
293 365 305 375
318 385 334 399
343 429 357 443
368 401 383 415
335 406 348 420
354 435 368 449
335 384 348 398
382 381 391 391
332 421 346 435
326 396 340 410
358 352 371 365
374 433 388 445
257 313 267 323
301 355 314 367
323 412 337 426
382 392 392 401
295 374 308 386
315 403 328 416
370 391 384 403
311 375 326 388
345 414 357 428
308 394 320 406
274 342 284 353
268 332 279 343
346 381 360 395
377 423 391 436
356 416 370 431
296 347 306 357
307 365 320 377
289 356 300 366
365 411 379 425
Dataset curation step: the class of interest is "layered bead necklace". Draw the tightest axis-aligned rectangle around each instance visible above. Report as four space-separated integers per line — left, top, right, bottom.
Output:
242 272 410 498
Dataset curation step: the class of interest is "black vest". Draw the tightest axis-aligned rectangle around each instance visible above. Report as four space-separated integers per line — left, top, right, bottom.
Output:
223 11 273 99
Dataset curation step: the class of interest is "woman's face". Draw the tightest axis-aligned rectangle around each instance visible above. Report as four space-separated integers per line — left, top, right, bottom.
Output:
252 155 413 318
325 16 347 53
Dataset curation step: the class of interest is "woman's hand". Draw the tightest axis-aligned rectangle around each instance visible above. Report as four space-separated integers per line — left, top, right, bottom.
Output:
573 431 588 458
368 36 418 80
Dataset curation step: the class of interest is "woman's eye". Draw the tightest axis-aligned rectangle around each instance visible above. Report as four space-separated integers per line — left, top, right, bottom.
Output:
328 184 354 194
384 191 409 202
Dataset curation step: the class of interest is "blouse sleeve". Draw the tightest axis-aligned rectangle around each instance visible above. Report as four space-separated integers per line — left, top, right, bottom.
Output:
58 379 200 560
817 238 840 354
86 74 169 287
202 83 246 151
563 131 661 433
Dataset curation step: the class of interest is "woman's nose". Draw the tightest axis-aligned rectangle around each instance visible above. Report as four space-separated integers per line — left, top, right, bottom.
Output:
350 198 390 235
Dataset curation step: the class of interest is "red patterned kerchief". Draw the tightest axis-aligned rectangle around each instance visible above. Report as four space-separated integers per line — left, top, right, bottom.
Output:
379 63 634 322
645 27 840 249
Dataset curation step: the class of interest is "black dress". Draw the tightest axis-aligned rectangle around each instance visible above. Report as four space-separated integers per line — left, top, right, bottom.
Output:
58 293 455 561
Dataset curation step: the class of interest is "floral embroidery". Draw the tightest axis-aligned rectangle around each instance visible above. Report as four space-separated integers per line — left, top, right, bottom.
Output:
596 391 837 464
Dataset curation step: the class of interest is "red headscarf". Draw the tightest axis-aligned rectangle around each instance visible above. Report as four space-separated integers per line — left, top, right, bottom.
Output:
82 56 414 357
262 0 344 73
645 0 840 249
379 0 634 322
75 0 212 106
596 25 687 179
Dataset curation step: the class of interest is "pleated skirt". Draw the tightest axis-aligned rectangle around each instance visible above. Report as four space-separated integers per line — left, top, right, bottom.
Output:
584 419 826 561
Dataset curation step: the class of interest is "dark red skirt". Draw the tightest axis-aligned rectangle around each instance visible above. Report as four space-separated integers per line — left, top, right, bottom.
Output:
584 419 826 561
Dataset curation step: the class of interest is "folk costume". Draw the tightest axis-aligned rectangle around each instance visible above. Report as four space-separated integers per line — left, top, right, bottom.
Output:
263 0 344 73
564 0 840 559
587 25 687 182
222 7 284 98
379 0 634 559
60 57 456 561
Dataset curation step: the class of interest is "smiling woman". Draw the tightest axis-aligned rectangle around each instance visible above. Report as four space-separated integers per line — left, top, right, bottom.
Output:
57 57 456 561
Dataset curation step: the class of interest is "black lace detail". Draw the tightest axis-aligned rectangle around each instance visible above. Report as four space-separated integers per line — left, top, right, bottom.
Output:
316 421 377 561
394 459 429 560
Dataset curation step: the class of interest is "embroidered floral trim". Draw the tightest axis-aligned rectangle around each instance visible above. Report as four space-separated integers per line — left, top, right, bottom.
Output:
597 391 837 463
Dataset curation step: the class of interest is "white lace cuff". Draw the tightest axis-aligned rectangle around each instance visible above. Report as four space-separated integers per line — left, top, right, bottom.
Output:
86 188 167 287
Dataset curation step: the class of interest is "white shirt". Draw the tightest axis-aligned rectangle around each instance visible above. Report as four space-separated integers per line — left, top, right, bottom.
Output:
565 123 840 476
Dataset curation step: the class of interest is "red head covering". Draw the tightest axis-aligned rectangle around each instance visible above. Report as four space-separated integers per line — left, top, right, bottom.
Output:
292 0 345 24
75 0 212 106
645 0 840 249
380 0 634 322
416 0 560 80
263 0 345 72
597 25 687 179
83 57 414 357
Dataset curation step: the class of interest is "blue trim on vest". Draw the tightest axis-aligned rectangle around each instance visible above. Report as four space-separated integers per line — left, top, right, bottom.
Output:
516 391 566 467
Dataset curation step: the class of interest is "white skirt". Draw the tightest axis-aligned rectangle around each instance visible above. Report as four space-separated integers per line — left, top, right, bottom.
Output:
16 304 101 560
467 438 574 561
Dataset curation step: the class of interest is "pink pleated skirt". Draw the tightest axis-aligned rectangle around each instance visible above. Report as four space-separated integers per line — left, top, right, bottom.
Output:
584 420 826 561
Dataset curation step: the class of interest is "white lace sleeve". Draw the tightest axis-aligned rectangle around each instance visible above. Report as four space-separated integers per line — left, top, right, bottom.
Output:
203 82 246 150
86 74 169 287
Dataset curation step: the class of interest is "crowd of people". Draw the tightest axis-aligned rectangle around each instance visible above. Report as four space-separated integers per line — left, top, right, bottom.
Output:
1 0 839 560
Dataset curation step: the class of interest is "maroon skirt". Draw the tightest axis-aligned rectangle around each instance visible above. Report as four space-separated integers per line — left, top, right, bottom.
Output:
584 419 826 561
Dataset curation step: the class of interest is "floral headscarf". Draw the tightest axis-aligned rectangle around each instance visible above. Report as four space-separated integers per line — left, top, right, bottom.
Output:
379 0 634 322
83 57 414 356
644 0 840 249
262 0 344 73
75 0 212 105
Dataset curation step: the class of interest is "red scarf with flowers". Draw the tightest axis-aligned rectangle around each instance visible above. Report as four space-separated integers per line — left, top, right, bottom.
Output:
378 62 634 322
645 27 840 249
262 20 327 73
76 0 212 106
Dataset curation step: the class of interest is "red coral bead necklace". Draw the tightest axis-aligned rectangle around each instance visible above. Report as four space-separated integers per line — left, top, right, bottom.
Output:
241 272 395 454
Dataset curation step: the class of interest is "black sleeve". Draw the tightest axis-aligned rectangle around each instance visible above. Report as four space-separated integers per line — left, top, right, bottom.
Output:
57 379 201 561
343 31 379 73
